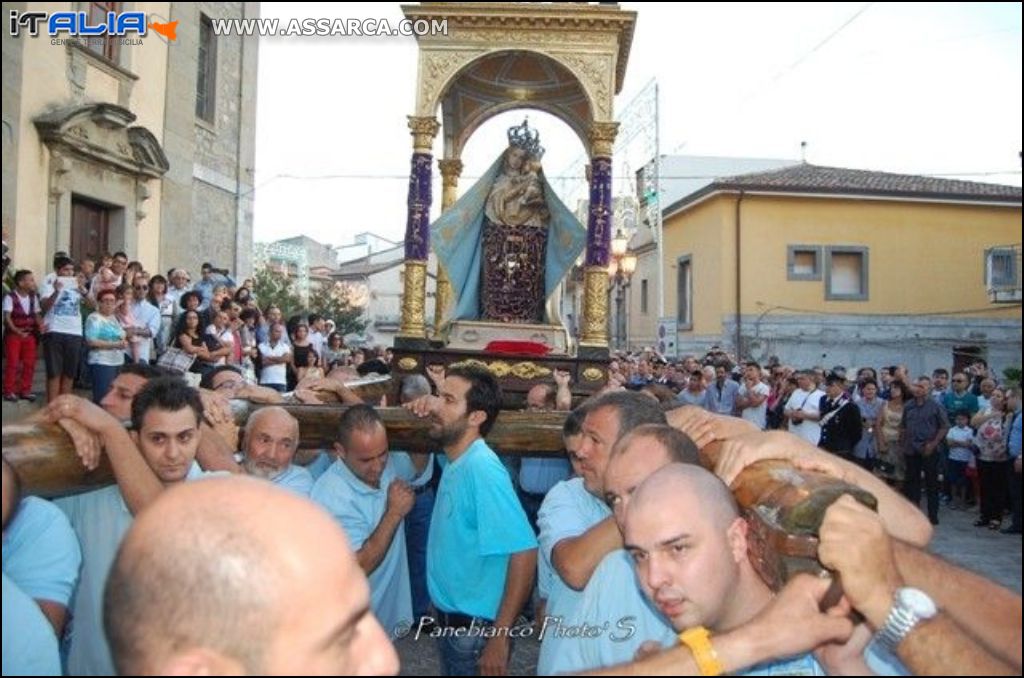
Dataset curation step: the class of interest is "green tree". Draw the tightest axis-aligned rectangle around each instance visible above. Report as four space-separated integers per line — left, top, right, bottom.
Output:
308 281 368 336
252 266 303 317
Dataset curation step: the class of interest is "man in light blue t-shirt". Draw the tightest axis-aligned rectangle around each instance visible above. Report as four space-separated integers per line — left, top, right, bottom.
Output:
536 391 667 675
405 365 537 676
551 424 699 674
238 406 313 496
43 377 213 676
2 573 62 676
2 461 82 639
311 405 415 638
622 464 851 675
192 402 314 497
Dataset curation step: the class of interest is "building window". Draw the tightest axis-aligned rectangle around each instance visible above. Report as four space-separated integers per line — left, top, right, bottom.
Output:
87 1 121 62
640 279 649 315
196 14 217 122
825 246 869 301
677 256 692 328
986 247 1019 288
787 245 821 281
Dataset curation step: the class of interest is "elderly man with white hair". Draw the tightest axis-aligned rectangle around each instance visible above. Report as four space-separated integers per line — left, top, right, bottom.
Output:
165 267 192 313
195 404 313 496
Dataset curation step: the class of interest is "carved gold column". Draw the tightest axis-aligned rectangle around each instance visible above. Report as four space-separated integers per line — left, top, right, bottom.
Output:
433 158 463 335
579 121 619 349
399 116 440 340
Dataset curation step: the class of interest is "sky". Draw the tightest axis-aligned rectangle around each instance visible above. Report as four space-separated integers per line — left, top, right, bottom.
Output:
253 2 1022 248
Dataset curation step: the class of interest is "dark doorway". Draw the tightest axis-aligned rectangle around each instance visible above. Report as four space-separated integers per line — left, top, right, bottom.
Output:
71 197 111 264
952 345 985 375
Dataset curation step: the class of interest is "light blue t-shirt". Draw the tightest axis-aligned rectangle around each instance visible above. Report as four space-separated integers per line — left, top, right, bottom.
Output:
549 549 677 674
391 451 434 487
519 457 571 494
428 438 538 620
311 457 412 637
535 477 611 675
2 496 82 607
270 463 314 496
54 463 211 676
738 653 825 676
304 450 333 480
54 483 134 676
2 573 62 676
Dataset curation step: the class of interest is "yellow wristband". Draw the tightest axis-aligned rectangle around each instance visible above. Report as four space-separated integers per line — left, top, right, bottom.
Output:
679 626 723 677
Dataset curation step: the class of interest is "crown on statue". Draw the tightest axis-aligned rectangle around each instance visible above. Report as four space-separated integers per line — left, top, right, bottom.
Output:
507 119 545 158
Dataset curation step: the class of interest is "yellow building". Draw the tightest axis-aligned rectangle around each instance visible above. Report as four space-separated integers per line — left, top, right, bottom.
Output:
658 164 1022 374
2 2 259 278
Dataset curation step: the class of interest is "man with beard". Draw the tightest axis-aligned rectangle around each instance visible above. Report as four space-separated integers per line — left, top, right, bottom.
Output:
187 386 312 497
238 406 312 495
311 405 415 641
405 365 537 675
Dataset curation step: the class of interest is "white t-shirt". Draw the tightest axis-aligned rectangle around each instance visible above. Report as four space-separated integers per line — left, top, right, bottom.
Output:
786 388 824 444
39 278 83 336
258 341 291 385
738 381 771 430
946 425 975 463
309 330 327 361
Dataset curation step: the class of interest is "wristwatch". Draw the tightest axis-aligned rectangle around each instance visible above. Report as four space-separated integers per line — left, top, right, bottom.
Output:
876 587 937 651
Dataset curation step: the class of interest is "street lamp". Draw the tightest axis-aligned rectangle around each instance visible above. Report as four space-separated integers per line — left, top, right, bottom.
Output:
608 228 637 350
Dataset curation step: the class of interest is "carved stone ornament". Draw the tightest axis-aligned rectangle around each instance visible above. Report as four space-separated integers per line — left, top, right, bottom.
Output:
449 359 553 380
34 103 169 179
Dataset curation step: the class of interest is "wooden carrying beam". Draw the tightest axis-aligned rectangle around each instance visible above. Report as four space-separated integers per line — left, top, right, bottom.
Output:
2 404 568 498
701 441 876 591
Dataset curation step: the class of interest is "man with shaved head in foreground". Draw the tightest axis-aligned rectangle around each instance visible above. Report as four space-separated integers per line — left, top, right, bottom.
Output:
103 476 400 676
621 463 846 675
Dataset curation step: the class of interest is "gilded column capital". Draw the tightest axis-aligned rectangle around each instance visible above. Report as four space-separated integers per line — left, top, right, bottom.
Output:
407 116 441 153
588 121 619 158
438 158 464 185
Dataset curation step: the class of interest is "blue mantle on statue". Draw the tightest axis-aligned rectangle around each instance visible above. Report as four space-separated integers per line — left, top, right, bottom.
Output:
431 154 587 327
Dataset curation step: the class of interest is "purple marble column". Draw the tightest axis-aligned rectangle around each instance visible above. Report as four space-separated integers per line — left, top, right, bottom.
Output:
404 152 433 261
585 156 613 266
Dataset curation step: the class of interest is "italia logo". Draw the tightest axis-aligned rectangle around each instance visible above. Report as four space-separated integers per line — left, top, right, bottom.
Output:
9 10 178 42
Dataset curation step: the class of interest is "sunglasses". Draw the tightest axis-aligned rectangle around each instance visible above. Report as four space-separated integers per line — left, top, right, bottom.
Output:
134 285 149 290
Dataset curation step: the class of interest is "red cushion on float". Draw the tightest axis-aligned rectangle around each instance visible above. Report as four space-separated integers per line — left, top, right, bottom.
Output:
484 340 551 356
